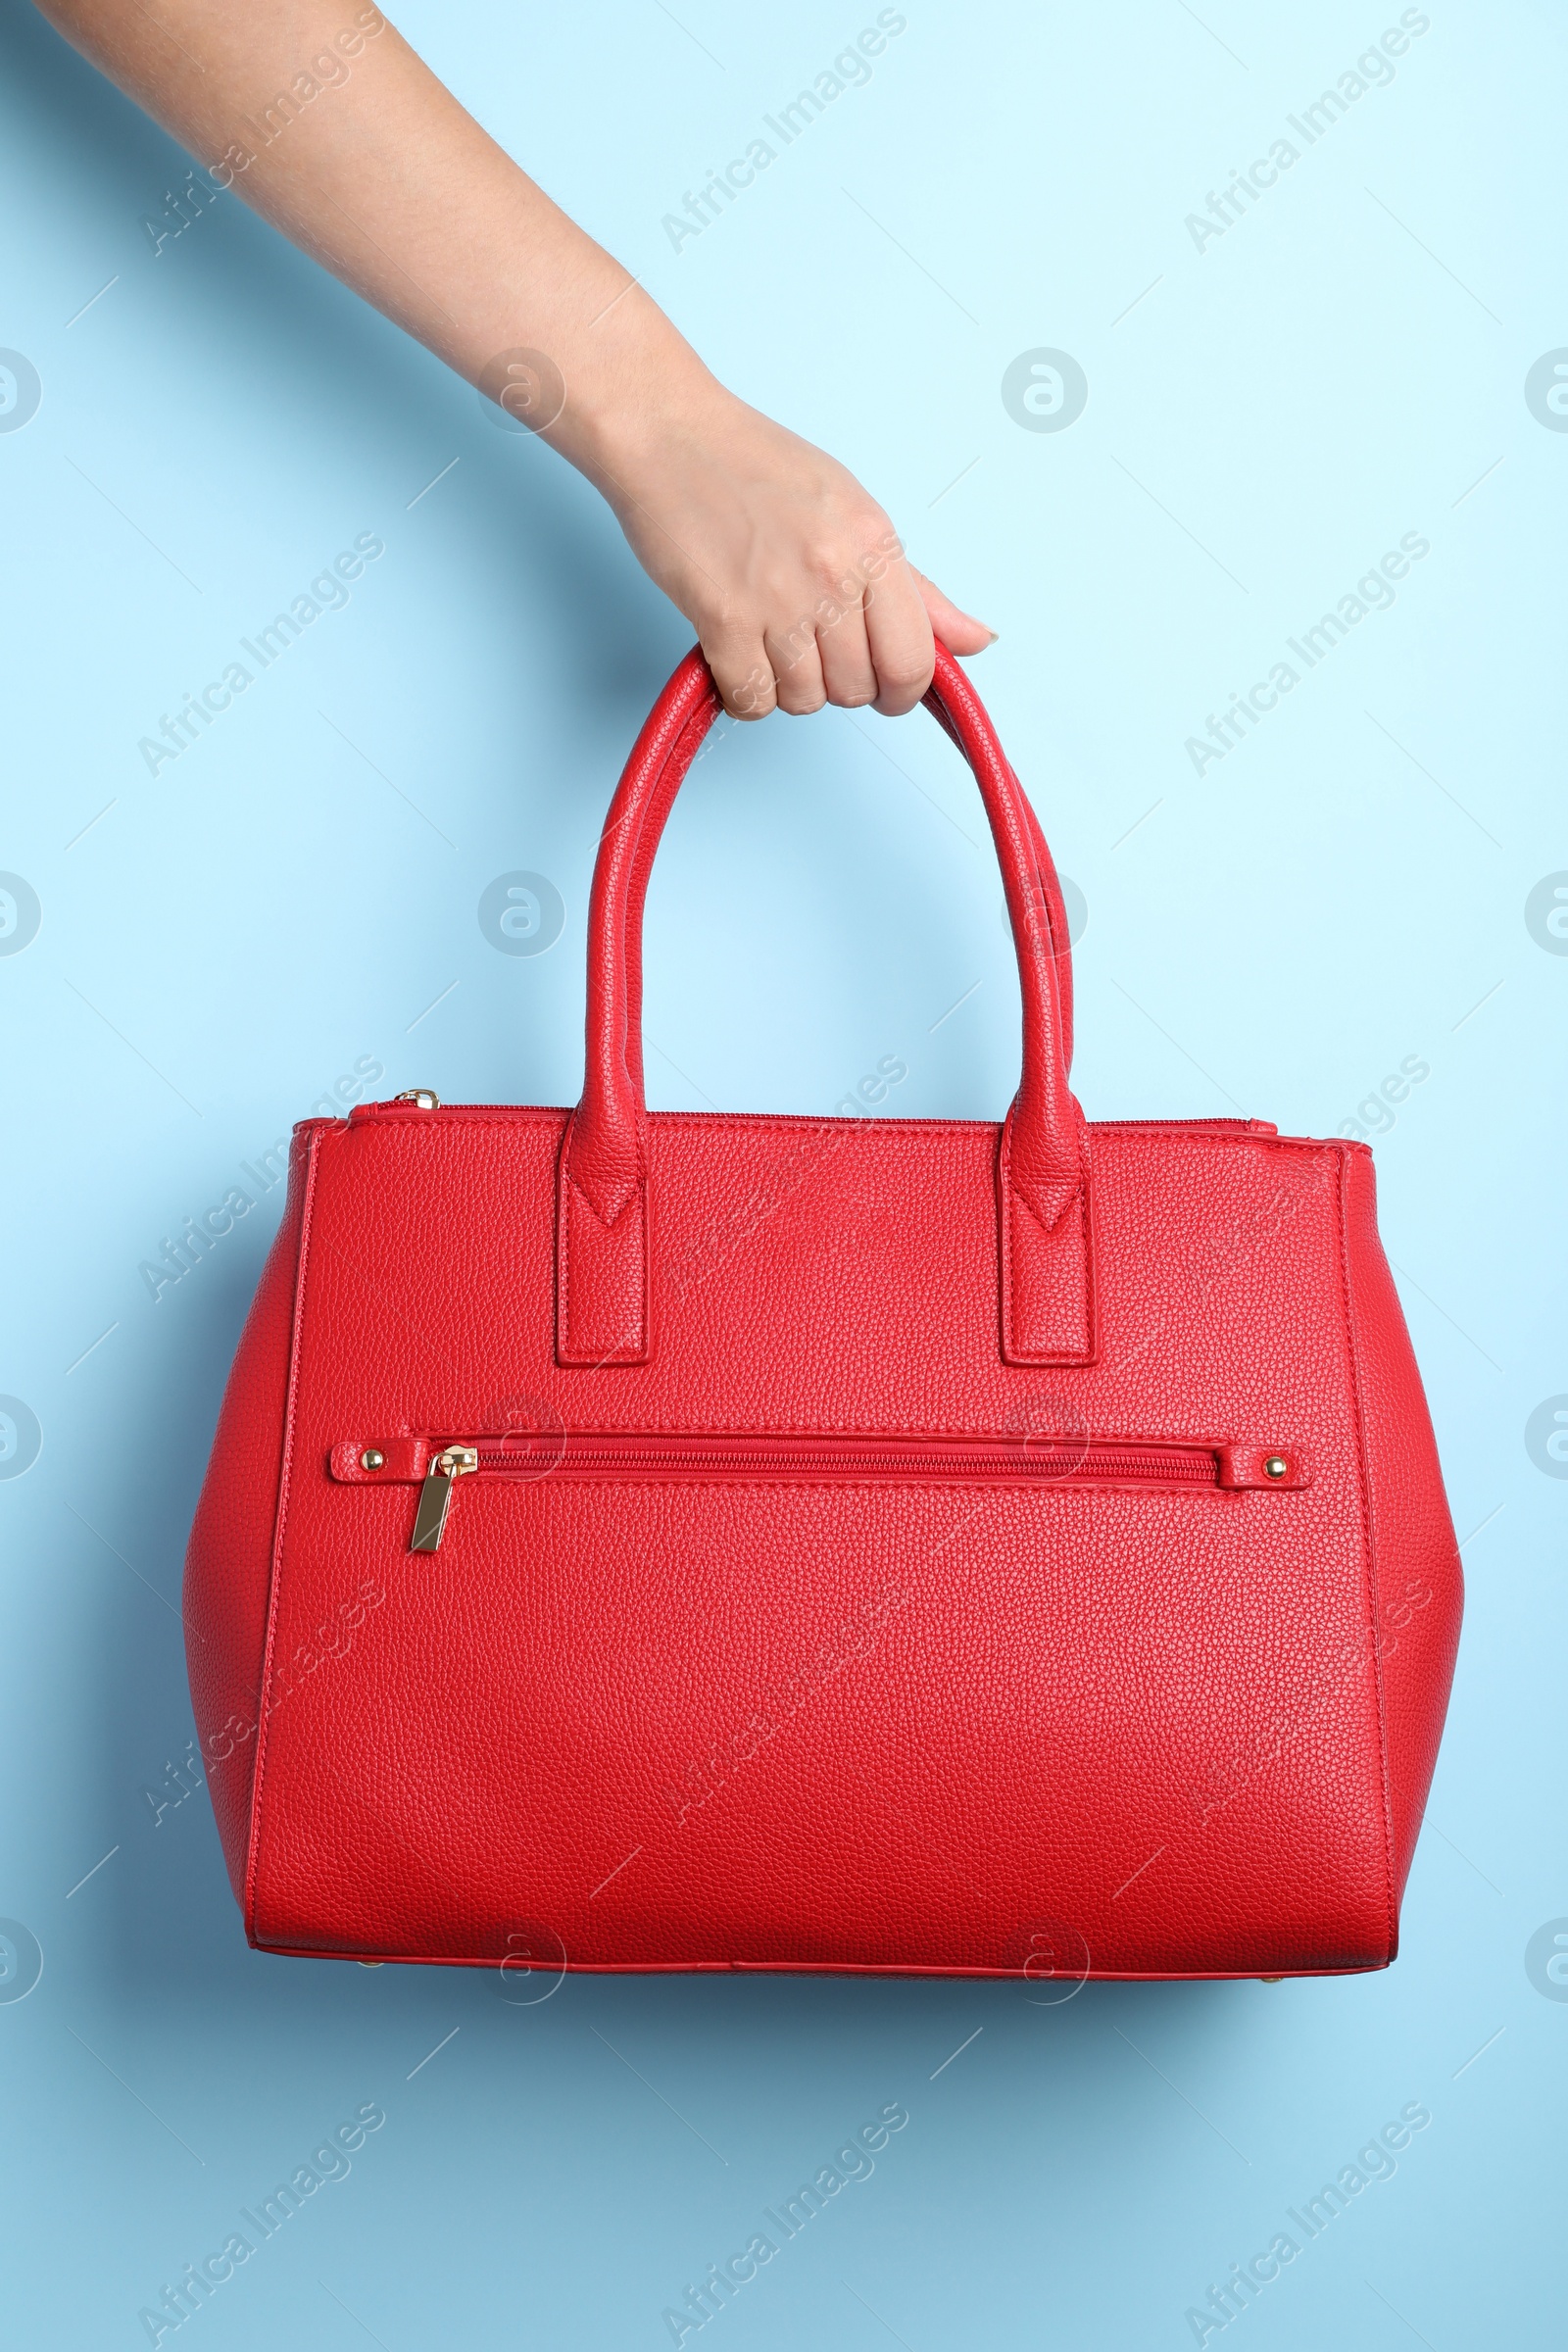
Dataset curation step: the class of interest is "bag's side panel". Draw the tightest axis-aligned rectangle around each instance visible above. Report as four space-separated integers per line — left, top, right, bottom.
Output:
1340 1147 1463 1900
183 1130 316 1905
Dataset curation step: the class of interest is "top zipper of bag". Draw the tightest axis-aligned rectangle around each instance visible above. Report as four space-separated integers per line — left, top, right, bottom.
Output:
327 1429 1310 1552
363 1095 1278 1139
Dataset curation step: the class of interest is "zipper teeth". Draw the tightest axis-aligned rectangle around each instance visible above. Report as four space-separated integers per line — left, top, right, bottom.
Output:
368 1104 1269 1135
461 1437 1219 1485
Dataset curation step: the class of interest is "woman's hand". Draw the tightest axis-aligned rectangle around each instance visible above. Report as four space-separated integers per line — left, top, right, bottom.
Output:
34 0 993 715
596 376 993 719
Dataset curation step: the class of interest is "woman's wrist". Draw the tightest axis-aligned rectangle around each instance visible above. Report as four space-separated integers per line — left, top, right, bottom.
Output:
539 293 729 506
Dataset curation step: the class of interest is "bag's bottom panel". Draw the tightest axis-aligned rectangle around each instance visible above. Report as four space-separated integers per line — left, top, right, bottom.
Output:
252 1941 1387 1980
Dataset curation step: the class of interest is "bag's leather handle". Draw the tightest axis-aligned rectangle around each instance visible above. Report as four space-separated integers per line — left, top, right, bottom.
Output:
555 642 1095 1369
618 662 1075 1098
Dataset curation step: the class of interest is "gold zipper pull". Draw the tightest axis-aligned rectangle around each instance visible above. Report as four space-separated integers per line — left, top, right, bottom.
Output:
410 1444 478 1551
395 1088 440 1108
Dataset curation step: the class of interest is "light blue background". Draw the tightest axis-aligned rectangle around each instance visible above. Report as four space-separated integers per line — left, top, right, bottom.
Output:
1 0 1563 2343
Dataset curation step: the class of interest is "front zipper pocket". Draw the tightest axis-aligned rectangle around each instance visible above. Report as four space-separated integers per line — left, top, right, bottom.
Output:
327 1429 1312 1553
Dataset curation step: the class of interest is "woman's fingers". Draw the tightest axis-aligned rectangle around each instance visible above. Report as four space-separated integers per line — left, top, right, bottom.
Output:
703 561 994 722
704 629 777 721
768 625 828 716
863 556 938 715
910 564 996 658
815 599 879 710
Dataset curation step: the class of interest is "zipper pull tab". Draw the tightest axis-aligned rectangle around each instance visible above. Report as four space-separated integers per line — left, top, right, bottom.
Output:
410 1444 478 1552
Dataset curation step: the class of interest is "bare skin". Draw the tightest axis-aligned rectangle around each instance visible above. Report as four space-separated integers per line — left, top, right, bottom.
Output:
33 0 994 717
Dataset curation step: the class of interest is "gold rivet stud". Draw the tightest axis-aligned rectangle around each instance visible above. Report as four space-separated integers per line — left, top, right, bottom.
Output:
358 1960 383 1968
1263 1454 1288 1481
361 1447 385 1471
1259 1975 1282 1984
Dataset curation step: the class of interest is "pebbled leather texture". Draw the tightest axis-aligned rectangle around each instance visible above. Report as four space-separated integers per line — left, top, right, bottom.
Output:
183 1131 313 1903
183 650 1462 1980
1337 1150 1463 1903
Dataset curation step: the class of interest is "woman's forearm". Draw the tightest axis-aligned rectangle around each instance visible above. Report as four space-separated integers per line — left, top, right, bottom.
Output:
33 2 695 467
34 0 992 715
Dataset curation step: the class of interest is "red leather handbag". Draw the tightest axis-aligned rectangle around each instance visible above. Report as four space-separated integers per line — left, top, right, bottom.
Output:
185 645 1461 1980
